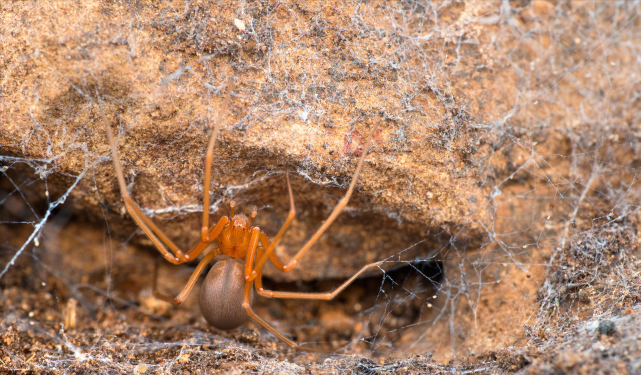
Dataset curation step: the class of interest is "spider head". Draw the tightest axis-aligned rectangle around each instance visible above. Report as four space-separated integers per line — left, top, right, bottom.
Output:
230 213 250 243
221 203 258 248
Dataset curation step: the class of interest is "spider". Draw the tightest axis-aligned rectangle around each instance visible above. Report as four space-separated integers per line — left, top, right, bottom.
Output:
98 83 381 350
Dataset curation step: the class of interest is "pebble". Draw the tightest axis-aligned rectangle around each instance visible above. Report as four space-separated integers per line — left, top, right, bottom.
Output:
598 320 616 336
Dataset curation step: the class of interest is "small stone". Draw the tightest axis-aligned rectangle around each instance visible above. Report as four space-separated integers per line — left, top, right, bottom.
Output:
578 289 590 303
138 290 170 316
598 320 616 336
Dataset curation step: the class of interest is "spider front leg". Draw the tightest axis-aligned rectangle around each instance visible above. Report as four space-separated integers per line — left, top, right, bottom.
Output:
247 170 296 281
281 124 377 273
252 124 378 279
201 80 233 242
101 107 190 264
99 79 231 264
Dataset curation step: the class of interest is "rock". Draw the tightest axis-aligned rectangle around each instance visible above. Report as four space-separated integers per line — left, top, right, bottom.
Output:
598 320 616 336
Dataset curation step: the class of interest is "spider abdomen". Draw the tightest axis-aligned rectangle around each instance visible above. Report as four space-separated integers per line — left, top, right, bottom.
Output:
199 256 253 330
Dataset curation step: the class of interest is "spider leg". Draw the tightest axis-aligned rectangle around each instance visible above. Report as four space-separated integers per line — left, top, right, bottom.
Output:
101 107 190 264
254 261 383 300
242 281 299 348
242 256 326 352
244 227 261 278
248 170 296 280
279 124 379 273
202 81 233 242
250 232 285 278
153 248 220 305
184 216 229 260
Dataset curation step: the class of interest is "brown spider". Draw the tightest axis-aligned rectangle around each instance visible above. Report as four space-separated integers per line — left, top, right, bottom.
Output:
98 83 381 350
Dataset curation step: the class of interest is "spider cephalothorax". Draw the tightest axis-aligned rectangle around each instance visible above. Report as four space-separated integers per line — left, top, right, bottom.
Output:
218 210 256 258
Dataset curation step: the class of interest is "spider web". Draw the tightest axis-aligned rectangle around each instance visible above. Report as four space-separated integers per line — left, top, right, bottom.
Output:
2 0 641 372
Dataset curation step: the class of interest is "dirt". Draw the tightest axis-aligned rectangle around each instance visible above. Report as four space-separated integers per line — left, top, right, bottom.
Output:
3 0 641 374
